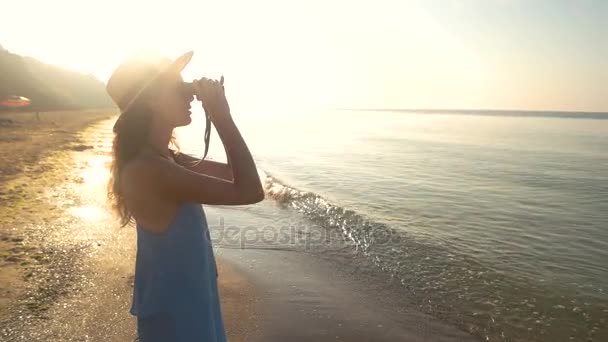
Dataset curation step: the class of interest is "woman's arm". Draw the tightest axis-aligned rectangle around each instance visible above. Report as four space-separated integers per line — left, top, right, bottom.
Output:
173 152 233 181
208 111 263 203
125 153 263 206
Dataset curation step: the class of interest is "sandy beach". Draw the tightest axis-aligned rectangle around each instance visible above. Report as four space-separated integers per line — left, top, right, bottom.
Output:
0 111 477 341
0 110 114 321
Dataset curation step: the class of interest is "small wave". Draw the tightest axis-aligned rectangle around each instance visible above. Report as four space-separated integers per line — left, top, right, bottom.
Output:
263 173 400 255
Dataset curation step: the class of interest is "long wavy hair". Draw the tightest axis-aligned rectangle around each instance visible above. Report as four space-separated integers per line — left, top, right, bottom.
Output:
106 83 180 228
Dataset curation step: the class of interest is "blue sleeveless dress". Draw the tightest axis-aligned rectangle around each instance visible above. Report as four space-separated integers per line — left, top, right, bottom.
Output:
131 202 227 342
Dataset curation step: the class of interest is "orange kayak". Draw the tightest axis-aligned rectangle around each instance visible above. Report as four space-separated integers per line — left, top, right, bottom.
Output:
0 95 31 107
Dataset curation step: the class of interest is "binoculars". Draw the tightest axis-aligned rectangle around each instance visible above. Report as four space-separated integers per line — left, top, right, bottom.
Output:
180 81 196 97
179 78 224 98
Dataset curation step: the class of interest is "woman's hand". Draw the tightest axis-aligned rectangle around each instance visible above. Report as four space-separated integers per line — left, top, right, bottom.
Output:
193 76 231 123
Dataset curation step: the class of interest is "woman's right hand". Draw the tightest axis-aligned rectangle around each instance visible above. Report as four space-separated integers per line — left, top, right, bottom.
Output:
193 76 231 123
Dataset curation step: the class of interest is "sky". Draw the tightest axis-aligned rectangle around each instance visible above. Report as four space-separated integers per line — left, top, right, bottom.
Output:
1 0 606 112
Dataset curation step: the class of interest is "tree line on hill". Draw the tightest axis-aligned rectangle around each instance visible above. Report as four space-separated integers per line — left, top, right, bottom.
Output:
0 45 115 112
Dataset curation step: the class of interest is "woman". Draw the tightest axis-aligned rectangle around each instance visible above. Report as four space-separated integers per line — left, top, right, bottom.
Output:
105 51 264 341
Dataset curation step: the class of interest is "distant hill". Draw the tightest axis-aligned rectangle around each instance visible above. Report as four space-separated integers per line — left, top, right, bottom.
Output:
0 46 115 111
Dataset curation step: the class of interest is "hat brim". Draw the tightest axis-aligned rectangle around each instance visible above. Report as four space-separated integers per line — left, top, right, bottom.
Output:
169 51 194 73
113 51 194 116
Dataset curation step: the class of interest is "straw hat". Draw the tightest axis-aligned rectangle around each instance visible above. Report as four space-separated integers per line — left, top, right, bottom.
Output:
106 51 193 113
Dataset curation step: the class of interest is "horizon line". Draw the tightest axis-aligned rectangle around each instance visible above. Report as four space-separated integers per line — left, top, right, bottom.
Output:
338 108 608 114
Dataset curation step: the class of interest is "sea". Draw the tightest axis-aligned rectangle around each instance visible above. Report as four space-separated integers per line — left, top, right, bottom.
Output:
175 108 608 341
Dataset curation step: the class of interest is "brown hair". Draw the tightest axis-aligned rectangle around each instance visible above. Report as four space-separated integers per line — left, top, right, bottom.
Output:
106 84 180 228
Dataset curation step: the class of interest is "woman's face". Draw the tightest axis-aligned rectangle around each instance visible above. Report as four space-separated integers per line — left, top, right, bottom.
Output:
151 72 194 128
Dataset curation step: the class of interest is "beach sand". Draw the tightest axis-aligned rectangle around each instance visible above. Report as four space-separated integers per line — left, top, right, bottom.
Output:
0 112 476 341
0 110 114 320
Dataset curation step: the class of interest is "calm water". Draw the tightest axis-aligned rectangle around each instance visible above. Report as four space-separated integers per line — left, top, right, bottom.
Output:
177 109 608 341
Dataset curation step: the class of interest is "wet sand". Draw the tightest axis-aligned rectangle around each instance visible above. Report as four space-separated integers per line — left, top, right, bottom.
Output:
0 110 113 321
219 247 476 341
0 113 477 341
